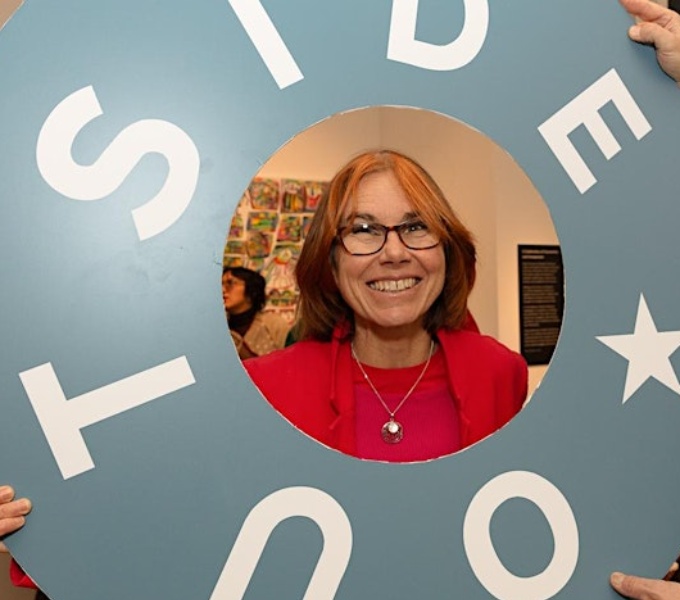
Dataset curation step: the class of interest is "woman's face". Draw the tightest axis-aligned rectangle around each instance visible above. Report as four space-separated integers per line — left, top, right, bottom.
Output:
222 272 252 315
333 170 446 336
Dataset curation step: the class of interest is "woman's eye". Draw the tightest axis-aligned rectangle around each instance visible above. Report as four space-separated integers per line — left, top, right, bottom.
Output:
404 221 428 233
351 223 381 236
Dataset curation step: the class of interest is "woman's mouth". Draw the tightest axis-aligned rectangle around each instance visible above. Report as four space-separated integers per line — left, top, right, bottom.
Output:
368 277 420 292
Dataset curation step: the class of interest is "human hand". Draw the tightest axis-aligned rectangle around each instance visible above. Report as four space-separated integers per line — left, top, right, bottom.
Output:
0 485 32 553
611 571 680 599
619 0 680 83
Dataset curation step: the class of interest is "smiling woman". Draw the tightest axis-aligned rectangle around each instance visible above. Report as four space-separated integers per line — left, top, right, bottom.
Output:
243 149 528 462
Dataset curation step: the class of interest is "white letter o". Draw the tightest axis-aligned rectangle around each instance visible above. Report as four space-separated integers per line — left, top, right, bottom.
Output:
463 471 579 600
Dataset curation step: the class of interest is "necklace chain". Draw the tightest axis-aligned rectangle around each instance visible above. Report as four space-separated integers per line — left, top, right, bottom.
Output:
351 340 435 419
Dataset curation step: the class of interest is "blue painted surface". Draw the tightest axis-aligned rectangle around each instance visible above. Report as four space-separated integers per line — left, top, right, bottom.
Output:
1 1 679 598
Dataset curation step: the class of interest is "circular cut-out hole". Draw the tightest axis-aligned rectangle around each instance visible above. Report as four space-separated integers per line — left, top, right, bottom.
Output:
220 106 563 462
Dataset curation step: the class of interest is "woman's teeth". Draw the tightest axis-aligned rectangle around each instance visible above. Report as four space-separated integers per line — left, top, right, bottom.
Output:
368 278 419 292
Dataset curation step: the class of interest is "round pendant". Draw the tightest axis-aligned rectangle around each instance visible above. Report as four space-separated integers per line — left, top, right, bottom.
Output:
381 419 404 444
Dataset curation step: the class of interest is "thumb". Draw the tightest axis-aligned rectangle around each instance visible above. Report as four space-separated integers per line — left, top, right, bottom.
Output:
610 571 680 599
610 572 650 598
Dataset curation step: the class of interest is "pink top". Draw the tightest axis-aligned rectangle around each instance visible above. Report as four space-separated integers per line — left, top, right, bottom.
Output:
353 349 461 461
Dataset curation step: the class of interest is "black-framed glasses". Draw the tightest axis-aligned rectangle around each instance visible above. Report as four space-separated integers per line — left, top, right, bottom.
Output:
336 220 440 256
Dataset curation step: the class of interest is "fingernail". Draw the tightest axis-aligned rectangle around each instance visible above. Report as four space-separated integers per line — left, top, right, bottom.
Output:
611 572 624 586
0 486 13 501
629 24 641 38
18 499 32 513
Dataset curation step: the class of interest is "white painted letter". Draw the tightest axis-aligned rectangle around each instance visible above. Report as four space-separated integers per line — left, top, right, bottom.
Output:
19 357 196 480
538 69 651 194
228 0 303 89
210 487 352 600
387 0 489 70
36 86 200 241
463 471 579 600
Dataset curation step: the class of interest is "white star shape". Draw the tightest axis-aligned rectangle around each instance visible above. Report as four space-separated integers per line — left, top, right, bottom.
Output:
596 294 680 403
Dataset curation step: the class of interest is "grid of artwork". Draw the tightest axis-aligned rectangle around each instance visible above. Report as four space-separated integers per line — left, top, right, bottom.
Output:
223 177 328 322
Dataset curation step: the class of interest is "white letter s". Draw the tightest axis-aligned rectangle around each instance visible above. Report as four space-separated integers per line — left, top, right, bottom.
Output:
36 86 200 241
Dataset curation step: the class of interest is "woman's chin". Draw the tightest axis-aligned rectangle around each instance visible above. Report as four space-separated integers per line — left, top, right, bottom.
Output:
356 312 427 335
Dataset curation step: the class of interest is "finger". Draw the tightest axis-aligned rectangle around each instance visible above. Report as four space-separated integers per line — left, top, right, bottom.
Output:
0 485 15 504
610 571 680 599
620 0 671 22
0 541 7 553
611 572 652 598
0 498 32 520
0 516 26 538
629 20 679 49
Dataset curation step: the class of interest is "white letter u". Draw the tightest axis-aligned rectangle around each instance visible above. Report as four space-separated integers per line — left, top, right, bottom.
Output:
209 487 353 600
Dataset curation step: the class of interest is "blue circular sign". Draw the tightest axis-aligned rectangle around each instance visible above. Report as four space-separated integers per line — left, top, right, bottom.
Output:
2 1 680 599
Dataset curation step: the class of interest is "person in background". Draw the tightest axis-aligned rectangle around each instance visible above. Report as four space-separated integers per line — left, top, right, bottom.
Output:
611 2 680 598
222 266 289 359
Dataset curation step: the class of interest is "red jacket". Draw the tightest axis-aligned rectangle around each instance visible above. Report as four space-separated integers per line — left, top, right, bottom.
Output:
245 326 527 456
9 559 33 588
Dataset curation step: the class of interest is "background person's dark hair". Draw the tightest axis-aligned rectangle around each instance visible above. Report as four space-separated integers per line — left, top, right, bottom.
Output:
223 266 267 313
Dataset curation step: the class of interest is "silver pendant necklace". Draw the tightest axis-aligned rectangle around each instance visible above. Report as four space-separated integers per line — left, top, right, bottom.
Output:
351 340 435 444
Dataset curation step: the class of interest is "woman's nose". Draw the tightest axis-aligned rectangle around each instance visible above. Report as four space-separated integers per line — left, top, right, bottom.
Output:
380 230 410 261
